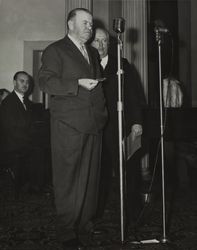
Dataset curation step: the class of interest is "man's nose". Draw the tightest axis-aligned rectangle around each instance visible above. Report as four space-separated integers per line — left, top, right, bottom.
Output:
98 41 104 48
86 23 92 30
24 82 29 88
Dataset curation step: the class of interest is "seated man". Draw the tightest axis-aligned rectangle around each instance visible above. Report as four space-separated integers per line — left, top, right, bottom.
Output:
0 71 46 194
0 88 10 105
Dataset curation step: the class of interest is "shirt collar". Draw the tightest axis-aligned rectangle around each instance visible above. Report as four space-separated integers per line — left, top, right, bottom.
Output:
68 34 85 51
14 90 24 103
101 55 108 69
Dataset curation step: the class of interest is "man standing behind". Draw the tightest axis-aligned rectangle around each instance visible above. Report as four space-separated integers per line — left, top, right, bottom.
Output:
91 28 146 230
38 8 107 249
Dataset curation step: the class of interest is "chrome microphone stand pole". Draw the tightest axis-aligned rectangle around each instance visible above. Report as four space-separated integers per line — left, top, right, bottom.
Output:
156 29 168 244
129 28 170 247
116 33 125 244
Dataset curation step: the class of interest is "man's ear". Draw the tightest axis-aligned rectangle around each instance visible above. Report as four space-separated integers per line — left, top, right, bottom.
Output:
68 20 74 31
13 80 16 88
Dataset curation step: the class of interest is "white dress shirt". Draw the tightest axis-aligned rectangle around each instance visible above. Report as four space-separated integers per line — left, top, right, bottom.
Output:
100 55 108 69
68 34 89 63
14 90 26 109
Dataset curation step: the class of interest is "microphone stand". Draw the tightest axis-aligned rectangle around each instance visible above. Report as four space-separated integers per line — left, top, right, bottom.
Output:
156 29 169 244
116 33 125 244
130 29 169 246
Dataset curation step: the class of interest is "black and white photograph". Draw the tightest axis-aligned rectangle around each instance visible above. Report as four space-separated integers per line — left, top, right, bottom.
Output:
0 0 196 249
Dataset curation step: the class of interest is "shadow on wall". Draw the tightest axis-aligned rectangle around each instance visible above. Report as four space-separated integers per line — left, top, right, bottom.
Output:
126 27 139 62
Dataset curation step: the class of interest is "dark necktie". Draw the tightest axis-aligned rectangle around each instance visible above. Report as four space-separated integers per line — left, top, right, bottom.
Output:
22 96 27 110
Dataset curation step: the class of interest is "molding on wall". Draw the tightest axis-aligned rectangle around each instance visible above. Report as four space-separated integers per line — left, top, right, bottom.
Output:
23 41 53 104
23 41 53 75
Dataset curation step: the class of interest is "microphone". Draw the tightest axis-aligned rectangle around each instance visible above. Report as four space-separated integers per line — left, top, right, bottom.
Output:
113 17 125 33
154 26 169 33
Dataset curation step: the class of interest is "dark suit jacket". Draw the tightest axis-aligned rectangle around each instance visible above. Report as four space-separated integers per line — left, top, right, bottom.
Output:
0 91 33 153
102 54 146 136
38 35 107 134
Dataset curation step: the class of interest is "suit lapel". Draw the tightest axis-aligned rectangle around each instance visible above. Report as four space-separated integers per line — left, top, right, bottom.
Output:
12 92 27 112
64 36 92 70
104 56 117 77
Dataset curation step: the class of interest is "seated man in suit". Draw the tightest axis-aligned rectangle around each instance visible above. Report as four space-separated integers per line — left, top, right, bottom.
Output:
0 71 45 194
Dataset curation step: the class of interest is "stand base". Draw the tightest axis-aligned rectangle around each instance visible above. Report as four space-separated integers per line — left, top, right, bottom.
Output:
129 237 171 245
129 238 159 245
160 236 170 244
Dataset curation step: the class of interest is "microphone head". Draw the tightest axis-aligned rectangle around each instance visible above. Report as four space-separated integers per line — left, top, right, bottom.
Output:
154 26 169 33
113 17 125 33
154 19 169 33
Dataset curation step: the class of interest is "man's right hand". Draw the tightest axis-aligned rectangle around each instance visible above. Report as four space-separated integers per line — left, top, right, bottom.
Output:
78 78 99 91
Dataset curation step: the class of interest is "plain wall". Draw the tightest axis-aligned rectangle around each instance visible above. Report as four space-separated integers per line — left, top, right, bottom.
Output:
0 0 65 91
93 0 110 28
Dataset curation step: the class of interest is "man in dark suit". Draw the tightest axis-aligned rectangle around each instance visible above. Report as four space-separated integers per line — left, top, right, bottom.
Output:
0 71 43 194
91 28 146 230
38 8 107 249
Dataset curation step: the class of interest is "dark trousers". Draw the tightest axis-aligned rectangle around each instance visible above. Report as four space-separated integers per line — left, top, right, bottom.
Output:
51 119 102 241
3 147 45 194
96 125 119 219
